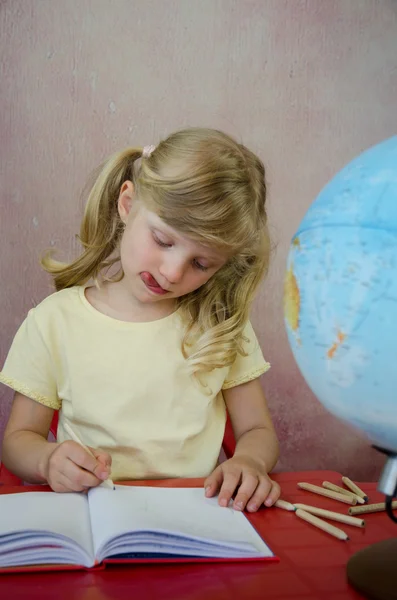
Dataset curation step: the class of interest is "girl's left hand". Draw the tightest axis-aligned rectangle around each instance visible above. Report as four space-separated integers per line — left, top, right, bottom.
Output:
204 455 280 512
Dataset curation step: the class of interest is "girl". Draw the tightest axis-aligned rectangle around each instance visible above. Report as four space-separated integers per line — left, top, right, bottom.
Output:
0 128 280 512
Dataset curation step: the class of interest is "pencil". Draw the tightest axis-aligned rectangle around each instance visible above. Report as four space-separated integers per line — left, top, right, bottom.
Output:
322 481 365 504
295 509 349 541
274 499 296 511
297 482 357 505
294 503 365 527
348 501 397 516
63 422 115 490
342 476 368 501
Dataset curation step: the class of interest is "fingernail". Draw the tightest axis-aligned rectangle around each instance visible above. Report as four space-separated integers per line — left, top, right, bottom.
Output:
205 486 211 496
235 501 244 510
247 503 257 512
265 498 273 507
219 498 227 507
100 472 108 480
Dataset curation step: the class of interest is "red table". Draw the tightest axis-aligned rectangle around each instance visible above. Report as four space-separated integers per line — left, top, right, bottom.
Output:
1 470 395 599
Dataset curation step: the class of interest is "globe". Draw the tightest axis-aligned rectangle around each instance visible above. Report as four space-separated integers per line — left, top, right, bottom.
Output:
284 136 397 455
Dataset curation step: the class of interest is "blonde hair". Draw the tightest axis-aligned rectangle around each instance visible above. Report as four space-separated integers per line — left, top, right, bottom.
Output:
42 128 270 379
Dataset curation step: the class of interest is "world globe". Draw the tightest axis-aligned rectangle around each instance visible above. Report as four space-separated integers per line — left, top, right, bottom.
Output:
283 137 397 598
284 136 397 455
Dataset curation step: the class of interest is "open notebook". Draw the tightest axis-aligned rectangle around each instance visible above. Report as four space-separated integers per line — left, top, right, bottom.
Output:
0 485 275 571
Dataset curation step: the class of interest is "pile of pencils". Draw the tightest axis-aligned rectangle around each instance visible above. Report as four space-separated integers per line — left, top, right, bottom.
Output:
274 476 397 541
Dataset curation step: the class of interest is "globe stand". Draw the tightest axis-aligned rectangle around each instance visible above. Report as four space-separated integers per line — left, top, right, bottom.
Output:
347 448 397 599
347 539 397 599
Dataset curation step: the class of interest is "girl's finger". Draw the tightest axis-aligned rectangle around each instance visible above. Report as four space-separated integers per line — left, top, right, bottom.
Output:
89 447 112 467
263 479 281 507
60 458 104 490
232 472 259 511
217 469 241 507
246 477 273 512
48 477 72 493
204 466 224 498
60 441 106 477
50 472 85 493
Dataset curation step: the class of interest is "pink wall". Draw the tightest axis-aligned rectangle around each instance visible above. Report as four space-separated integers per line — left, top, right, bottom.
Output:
1 0 396 480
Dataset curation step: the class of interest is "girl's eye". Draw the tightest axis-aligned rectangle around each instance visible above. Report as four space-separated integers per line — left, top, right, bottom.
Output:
193 259 209 272
153 234 171 248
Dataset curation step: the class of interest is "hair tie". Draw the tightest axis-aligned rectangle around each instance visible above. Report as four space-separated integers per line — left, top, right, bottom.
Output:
142 145 156 158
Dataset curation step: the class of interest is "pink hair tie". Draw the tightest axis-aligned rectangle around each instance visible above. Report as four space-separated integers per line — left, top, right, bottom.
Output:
142 145 156 158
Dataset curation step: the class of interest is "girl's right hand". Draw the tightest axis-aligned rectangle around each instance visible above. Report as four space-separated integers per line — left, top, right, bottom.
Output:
44 441 112 493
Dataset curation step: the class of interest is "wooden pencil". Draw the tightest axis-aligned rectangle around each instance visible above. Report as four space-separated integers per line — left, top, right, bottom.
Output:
63 422 115 490
349 501 397 516
294 503 365 527
322 481 365 504
274 499 296 511
342 476 368 501
297 482 357 505
295 509 349 541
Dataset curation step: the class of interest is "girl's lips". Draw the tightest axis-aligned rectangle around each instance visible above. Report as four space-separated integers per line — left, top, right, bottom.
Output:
140 272 168 295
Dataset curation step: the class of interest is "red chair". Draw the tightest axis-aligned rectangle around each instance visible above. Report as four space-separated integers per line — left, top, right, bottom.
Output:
0 413 236 485
222 413 236 459
0 412 59 485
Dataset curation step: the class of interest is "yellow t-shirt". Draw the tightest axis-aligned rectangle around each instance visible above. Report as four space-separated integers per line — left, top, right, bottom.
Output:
0 286 270 480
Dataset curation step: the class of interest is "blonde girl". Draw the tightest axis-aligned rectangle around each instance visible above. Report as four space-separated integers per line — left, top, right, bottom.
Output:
1 128 279 512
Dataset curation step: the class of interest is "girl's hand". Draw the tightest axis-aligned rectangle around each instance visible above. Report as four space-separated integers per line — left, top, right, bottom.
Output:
204 455 280 512
43 441 112 493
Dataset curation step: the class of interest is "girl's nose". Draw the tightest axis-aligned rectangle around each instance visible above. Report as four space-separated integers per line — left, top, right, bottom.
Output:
159 255 186 284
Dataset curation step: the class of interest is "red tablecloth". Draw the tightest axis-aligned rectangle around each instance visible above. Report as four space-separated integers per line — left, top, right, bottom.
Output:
0 470 395 599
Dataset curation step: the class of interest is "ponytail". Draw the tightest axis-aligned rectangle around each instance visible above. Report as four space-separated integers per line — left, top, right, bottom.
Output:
41 148 142 290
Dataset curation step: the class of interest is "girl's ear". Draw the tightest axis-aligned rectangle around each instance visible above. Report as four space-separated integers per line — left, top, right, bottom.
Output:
118 181 135 223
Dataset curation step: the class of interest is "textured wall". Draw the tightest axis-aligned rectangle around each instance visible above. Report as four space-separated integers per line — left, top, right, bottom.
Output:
1 0 396 479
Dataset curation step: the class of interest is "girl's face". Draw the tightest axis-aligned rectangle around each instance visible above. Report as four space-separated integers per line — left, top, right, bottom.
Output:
117 182 228 308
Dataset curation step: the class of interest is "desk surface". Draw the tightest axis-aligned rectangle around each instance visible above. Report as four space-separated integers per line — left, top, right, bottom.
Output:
0 470 395 599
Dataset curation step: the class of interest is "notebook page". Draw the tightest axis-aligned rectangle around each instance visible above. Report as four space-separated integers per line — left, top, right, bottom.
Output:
0 491 95 563
88 486 272 558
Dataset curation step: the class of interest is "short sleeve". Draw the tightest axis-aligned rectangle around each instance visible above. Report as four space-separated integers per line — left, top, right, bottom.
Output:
222 320 270 390
0 309 60 409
